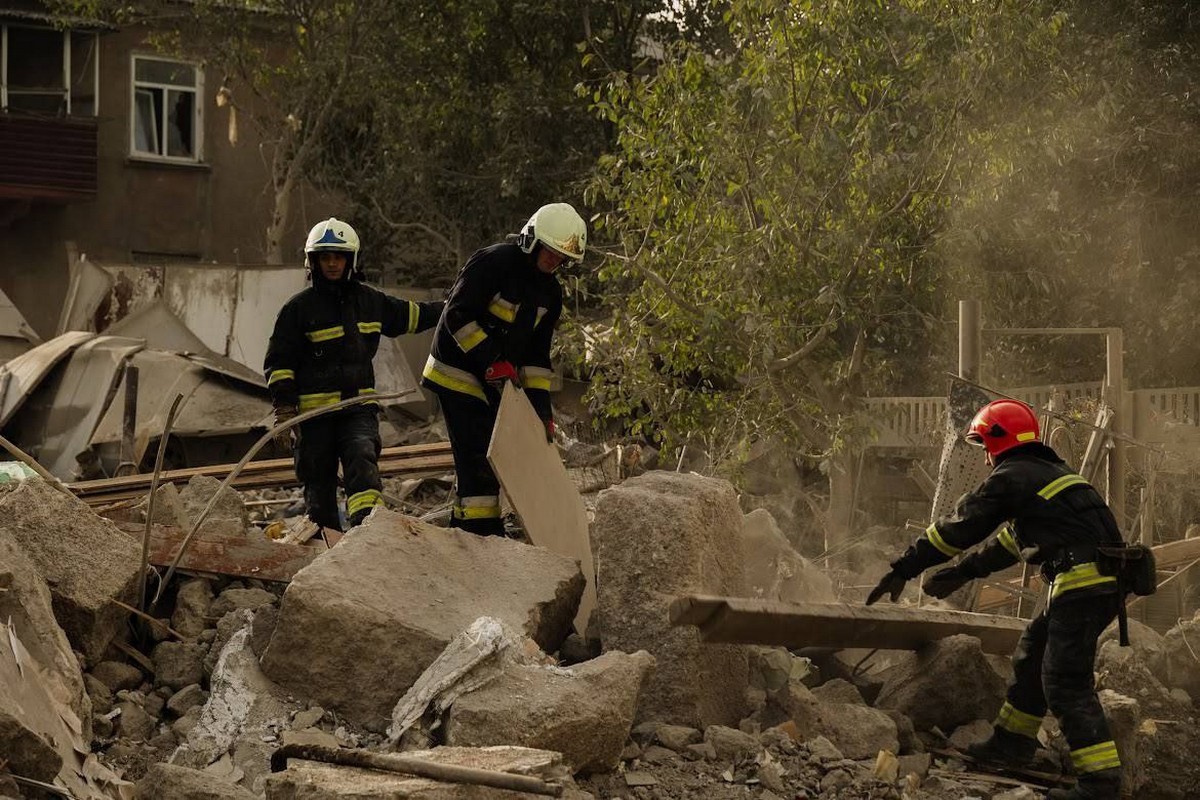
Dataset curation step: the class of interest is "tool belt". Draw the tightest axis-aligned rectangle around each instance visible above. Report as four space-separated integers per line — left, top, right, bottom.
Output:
1096 544 1157 597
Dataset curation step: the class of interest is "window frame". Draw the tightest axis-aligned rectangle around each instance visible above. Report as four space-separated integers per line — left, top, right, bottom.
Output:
129 53 204 164
0 23 99 116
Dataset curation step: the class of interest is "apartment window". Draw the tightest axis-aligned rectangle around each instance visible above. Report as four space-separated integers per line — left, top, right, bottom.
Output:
0 24 99 115
131 55 202 161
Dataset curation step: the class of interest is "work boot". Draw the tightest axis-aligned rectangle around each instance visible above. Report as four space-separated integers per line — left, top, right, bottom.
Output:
964 727 1038 769
1046 768 1121 800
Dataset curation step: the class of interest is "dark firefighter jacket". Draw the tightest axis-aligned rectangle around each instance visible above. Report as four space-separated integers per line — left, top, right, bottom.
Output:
421 242 561 421
264 278 442 412
893 442 1124 603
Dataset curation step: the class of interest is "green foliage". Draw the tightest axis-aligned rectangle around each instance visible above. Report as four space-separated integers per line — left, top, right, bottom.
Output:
312 0 616 285
582 0 1063 458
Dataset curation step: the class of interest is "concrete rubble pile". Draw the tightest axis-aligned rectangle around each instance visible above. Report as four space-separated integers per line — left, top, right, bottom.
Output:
2 464 1200 800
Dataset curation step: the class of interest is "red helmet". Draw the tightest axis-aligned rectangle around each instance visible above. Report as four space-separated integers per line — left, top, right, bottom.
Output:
965 399 1040 457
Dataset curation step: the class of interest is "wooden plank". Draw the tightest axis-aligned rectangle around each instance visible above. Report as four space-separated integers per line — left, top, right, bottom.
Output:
113 521 317 583
669 596 1027 654
69 441 452 496
72 445 454 506
487 383 595 634
975 536 1200 612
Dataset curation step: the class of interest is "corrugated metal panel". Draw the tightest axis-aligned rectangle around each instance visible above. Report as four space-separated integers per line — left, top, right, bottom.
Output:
0 114 98 202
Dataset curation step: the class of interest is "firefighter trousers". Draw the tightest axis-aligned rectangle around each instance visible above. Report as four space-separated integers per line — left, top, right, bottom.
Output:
997 593 1122 779
437 389 503 536
295 405 383 531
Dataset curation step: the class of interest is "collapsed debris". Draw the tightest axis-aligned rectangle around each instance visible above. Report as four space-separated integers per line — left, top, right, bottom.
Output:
1 427 1199 800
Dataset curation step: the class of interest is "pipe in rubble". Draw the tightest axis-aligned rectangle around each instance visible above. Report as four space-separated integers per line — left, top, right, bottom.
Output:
269 743 564 797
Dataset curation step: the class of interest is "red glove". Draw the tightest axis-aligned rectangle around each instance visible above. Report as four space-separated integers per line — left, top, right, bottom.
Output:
485 361 519 387
544 418 557 444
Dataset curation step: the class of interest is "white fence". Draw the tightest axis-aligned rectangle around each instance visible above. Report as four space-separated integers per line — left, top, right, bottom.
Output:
864 384 1200 455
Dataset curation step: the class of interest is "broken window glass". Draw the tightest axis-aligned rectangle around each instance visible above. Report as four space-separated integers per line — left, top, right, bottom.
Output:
131 56 201 161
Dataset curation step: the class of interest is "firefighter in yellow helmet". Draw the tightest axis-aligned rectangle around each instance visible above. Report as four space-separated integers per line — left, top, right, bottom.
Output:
422 203 586 535
264 217 443 532
868 399 1126 800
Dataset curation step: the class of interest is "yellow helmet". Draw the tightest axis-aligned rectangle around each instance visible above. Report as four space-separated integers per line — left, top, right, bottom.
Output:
517 203 586 262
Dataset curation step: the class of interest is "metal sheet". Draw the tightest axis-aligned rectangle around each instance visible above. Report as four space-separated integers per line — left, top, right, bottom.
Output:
164 266 238 357
106 300 211 354
0 331 95 428
9 335 144 480
229 267 305 372
90 350 272 462
0 285 35 339
57 256 114 335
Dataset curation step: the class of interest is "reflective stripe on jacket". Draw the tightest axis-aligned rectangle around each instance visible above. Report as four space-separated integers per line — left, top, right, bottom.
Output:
422 242 561 420
894 442 1122 601
265 280 442 410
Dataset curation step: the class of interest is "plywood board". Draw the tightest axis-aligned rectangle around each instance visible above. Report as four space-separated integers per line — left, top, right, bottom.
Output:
670 595 1027 654
488 383 595 633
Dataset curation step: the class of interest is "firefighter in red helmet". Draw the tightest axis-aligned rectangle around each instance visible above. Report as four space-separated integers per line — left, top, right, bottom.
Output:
867 398 1125 800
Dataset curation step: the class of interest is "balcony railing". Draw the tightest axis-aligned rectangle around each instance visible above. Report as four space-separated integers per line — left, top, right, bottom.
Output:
0 112 98 202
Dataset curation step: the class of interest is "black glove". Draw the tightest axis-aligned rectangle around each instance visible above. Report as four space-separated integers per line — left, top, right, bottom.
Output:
922 564 975 599
866 570 908 606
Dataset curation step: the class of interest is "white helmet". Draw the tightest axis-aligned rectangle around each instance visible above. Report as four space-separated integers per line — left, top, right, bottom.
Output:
305 217 361 277
517 203 586 262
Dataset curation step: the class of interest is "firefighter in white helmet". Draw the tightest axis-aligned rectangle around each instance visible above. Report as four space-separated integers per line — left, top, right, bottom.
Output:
264 217 443 532
422 202 586 535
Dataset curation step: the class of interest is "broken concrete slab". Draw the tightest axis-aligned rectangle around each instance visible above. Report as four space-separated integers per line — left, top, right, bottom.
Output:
0 478 140 663
810 678 865 706
1095 639 1192 721
264 747 591 800
153 641 208 691
172 578 215 640
389 617 559 747
172 611 300 794
0 710 61 785
1152 612 1200 703
445 650 655 774
874 634 1007 732
210 587 276 618
1098 690 1143 797
0 531 92 732
135 762 258 799
747 646 818 696
92 660 144 693
779 682 899 760
180 474 250 531
742 508 835 604
261 511 583 730
0 619 132 799
592 471 748 727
